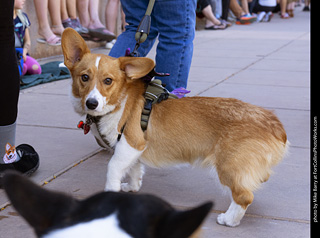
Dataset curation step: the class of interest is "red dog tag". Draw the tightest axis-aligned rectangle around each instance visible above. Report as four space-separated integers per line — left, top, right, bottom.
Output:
83 124 90 135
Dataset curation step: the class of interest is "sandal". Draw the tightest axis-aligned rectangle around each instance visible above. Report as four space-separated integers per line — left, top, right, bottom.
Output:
287 9 294 17
37 34 61 46
281 12 290 19
81 33 105 42
88 27 116 41
205 23 227 30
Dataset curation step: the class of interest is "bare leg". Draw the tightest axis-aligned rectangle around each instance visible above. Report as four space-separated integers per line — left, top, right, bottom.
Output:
33 0 59 40
202 5 222 27
88 0 105 29
105 0 120 33
241 0 250 14
67 0 77 19
61 0 69 21
77 0 90 27
48 0 64 35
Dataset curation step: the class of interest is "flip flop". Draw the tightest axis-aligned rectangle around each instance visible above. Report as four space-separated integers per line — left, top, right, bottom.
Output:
205 23 227 30
37 34 61 46
88 27 116 41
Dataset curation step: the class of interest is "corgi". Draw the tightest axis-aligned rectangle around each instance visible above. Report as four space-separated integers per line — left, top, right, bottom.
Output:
61 28 289 227
2 172 213 238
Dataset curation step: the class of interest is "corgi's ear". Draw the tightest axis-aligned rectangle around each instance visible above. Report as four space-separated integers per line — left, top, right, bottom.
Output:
5 143 12 151
2 172 78 237
119 57 155 80
156 202 213 238
61 28 90 69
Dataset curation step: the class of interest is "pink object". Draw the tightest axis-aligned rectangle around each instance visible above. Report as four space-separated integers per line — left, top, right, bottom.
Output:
22 56 42 75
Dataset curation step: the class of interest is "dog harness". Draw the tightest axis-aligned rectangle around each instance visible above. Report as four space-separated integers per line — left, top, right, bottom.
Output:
141 79 178 131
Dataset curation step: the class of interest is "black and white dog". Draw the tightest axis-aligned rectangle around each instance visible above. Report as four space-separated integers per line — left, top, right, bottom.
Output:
2 172 213 238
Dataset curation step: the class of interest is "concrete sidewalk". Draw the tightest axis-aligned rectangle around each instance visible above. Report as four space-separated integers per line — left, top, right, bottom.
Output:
0 6 310 237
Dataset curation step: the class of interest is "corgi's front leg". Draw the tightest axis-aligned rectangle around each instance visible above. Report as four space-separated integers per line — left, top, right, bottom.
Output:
104 135 144 192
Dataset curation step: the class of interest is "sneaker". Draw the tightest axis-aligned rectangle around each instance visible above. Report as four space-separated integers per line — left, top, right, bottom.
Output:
220 19 232 27
263 11 273 22
105 39 116 49
71 18 89 34
256 11 266 22
62 18 73 29
302 6 310 11
236 14 257 25
0 144 39 182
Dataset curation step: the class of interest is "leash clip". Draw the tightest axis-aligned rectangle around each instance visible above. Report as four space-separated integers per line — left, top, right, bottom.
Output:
129 43 141 57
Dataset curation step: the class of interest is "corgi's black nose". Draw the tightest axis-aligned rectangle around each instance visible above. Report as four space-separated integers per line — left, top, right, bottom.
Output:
86 98 99 110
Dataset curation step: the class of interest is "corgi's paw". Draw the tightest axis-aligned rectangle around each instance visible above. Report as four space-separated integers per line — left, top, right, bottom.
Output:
104 181 121 192
121 181 142 193
217 213 240 227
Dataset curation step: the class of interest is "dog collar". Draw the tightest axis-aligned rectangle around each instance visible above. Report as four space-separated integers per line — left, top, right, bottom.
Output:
77 115 125 143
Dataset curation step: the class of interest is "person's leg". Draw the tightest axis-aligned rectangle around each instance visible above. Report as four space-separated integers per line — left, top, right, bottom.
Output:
241 0 250 14
0 0 20 159
61 0 69 21
110 0 197 92
153 0 197 91
66 0 78 19
0 0 20 127
88 0 105 29
229 0 245 18
33 0 60 42
48 0 65 35
221 0 231 20
77 0 90 27
277 0 288 17
202 4 222 26
0 0 39 177
105 0 120 33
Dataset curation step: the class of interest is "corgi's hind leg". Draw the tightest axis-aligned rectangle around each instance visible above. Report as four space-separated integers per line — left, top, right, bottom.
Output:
217 187 254 227
121 161 145 192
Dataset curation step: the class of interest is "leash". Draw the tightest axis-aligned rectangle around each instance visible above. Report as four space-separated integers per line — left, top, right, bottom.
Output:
130 0 155 57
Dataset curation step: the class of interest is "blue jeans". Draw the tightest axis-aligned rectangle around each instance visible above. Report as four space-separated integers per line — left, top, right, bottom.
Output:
109 0 197 92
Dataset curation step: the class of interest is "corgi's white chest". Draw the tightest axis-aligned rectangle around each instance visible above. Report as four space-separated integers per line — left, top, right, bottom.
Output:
90 98 127 149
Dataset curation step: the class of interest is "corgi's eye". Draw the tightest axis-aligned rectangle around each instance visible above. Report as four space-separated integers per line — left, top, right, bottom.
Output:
81 74 89 82
104 78 112 85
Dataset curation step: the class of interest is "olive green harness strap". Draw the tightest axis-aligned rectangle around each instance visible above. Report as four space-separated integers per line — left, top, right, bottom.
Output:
141 79 178 131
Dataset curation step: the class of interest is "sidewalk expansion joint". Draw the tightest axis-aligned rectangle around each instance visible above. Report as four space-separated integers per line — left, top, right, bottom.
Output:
174 205 310 224
0 148 104 212
17 123 79 131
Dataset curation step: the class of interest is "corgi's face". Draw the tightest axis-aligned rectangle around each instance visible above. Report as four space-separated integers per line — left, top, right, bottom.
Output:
61 28 155 116
3 143 17 164
3 172 213 238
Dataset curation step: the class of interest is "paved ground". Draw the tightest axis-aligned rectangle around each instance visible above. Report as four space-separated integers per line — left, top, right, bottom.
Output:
0 6 310 237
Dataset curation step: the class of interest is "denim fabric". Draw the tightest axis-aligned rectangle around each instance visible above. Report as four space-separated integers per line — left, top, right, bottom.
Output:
109 0 197 92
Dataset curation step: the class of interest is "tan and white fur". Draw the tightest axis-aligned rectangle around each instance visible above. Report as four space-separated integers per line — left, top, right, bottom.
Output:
62 28 289 227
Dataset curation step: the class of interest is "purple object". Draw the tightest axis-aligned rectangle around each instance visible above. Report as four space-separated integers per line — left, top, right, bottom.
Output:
125 48 131 56
171 87 191 98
